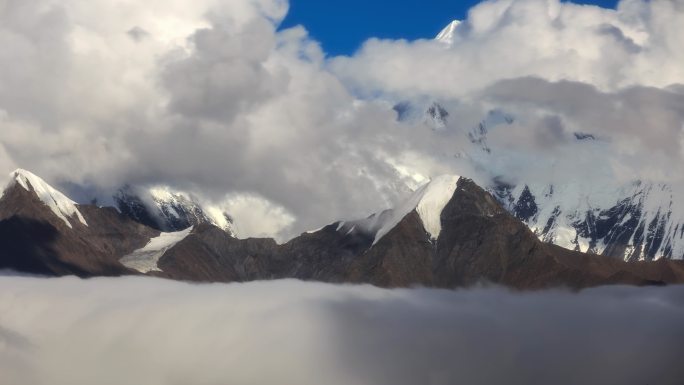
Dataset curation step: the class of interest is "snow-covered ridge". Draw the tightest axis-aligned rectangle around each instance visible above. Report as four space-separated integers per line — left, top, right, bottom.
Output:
148 186 234 234
5 169 87 228
119 226 193 273
342 175 460 245
493 180 684 261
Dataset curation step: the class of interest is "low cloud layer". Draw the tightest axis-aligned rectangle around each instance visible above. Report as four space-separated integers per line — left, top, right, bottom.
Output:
0 0 683 238
0 276 683 385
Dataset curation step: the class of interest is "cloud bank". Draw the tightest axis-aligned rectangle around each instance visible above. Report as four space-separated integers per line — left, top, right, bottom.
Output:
0 0 683 238
333 0 684 97
0 276 683 385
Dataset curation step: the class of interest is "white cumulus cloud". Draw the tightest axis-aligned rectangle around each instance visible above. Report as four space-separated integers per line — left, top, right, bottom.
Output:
0 0 683 239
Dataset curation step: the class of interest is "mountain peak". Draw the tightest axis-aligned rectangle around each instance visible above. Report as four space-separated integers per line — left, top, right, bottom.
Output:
436 20 460 44
5 169 87 228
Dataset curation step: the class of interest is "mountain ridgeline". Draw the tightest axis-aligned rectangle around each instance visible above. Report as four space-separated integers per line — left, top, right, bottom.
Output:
397 94 684 262
1 169 683 289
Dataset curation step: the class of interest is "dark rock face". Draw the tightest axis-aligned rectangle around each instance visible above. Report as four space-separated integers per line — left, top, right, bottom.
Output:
113 187 160 230
155 221 372 284
0 217 79 276
2 176 684 289
512 186 538 222
155 224 278 282
348 211 436 287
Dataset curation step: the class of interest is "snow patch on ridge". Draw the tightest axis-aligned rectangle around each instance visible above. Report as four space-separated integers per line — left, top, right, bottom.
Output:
416 175 460 240
370 175 460 245
6 169 87 228
120 227 193 273
147 186 235 235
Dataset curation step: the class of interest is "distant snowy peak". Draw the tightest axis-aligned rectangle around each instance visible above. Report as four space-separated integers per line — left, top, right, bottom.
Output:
148 186 235 234
115 186 235 236
4 169 87 228
393 101 448 130
436 20 461 44
492 180 684 261
426 102 449 129
393 100 514 153
469 109 515 154
340 175 460 245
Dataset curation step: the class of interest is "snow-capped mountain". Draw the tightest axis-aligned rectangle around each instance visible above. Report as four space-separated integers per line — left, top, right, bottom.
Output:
114 185 235 236
0 169 158 276
462 107 684 261
4 169 88 229
407 20 684 262
406 73 682 261
436 20 460 44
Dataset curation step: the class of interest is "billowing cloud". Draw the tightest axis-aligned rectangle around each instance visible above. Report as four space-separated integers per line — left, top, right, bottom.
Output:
0 0 412 237
332 0 684 98
329 0 684 188
0 276 683 385
1 0 684 239
477 78 684 184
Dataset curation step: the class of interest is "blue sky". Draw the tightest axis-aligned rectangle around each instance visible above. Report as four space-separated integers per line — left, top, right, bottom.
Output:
280 0 619 56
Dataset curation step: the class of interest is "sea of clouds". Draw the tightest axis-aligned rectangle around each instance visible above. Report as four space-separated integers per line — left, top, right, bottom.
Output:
0 276 683 385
